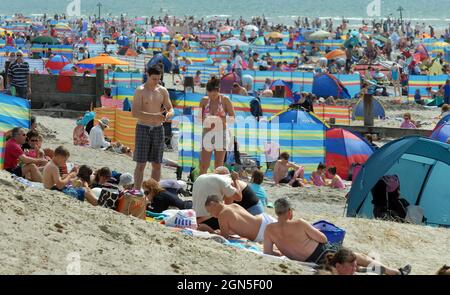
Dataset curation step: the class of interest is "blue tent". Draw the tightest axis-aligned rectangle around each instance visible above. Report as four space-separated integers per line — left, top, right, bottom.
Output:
271 109 328 127
352 98 386 120
147 52 172 73
312 73 351 99
430 123 450 143
436 113 450 128
347 136 450 227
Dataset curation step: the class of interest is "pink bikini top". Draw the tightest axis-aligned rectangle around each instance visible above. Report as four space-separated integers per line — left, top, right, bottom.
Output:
203 96 226 118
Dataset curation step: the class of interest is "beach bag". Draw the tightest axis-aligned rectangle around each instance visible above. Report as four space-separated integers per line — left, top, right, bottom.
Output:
164 209 197 230
313 220 346 247
117 191 148 220
98 188 120 210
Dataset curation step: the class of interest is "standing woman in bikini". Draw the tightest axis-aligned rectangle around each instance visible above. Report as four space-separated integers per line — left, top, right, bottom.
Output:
198 76 235 175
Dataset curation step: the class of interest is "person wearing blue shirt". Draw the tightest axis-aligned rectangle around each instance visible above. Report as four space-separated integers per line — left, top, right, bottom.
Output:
249 170 268 207
444 79 450 105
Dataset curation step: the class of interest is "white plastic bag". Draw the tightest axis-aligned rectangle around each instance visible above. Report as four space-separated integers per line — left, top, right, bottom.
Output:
164 209 197 230
406 206 424 225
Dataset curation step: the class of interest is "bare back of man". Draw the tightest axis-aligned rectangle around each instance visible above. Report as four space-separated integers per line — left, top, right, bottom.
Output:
218 204 262 241
43 160 61 190
264 219 323 261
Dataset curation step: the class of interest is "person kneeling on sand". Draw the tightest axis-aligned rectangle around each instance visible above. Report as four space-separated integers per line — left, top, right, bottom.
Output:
263 198 411 275
204 195 276 242
43 146 97 206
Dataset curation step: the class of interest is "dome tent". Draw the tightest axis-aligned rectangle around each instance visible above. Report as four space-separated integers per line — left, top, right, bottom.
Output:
351 98 386 120
312 73 351 99
347 136 450 227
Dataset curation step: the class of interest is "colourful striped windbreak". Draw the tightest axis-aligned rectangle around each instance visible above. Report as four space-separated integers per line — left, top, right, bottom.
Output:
182 64 220 84
313 104 352 125
0 93 30 132
93 108 138 149
178 114 325 177
334 73 361 98
408 75 450 100
0 132 4 170
242 70 314 93
30 45 74 59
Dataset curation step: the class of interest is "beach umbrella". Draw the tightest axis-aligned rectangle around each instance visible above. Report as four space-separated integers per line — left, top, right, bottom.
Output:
59 70 75 76
219 26 234 33
218 37 249 47
151 26 169 33
244 25 258 32
267 32 284 39
46 55 70 71
77 54 129 66
55 23 71 32
32 35 60 45
325 49 346 60
307 30 331 40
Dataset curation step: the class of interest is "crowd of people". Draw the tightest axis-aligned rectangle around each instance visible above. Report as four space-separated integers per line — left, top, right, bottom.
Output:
3 13 450 275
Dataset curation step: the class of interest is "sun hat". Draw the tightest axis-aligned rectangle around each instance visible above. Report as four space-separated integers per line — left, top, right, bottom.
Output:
98 117 110 128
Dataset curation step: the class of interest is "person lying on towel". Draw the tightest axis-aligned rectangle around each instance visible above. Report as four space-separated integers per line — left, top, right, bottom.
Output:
263 198 411 275
202 195 276 243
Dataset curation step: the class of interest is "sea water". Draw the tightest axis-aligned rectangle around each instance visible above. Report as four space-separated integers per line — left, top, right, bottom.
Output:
2 0 450 29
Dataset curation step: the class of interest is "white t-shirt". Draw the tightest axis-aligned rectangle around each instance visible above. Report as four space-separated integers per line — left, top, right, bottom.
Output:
89 125 110 149
233 55 243 70
192 174 237 218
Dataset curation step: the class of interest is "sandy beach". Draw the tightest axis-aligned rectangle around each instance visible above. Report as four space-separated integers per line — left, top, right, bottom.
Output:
0 114 448 275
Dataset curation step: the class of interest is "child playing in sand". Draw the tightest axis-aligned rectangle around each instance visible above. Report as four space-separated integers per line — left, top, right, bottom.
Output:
249 170 268 207
273 152 305 187
400 113 417 129
311 163 327 186
327 167 345 190
43 146 97 206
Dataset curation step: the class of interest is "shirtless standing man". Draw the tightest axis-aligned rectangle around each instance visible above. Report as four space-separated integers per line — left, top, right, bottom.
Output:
204 195 276 242
264 198 411 275
132 67 174 189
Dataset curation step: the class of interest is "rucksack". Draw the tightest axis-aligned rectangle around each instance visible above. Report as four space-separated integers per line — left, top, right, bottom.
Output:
250 98 263 117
